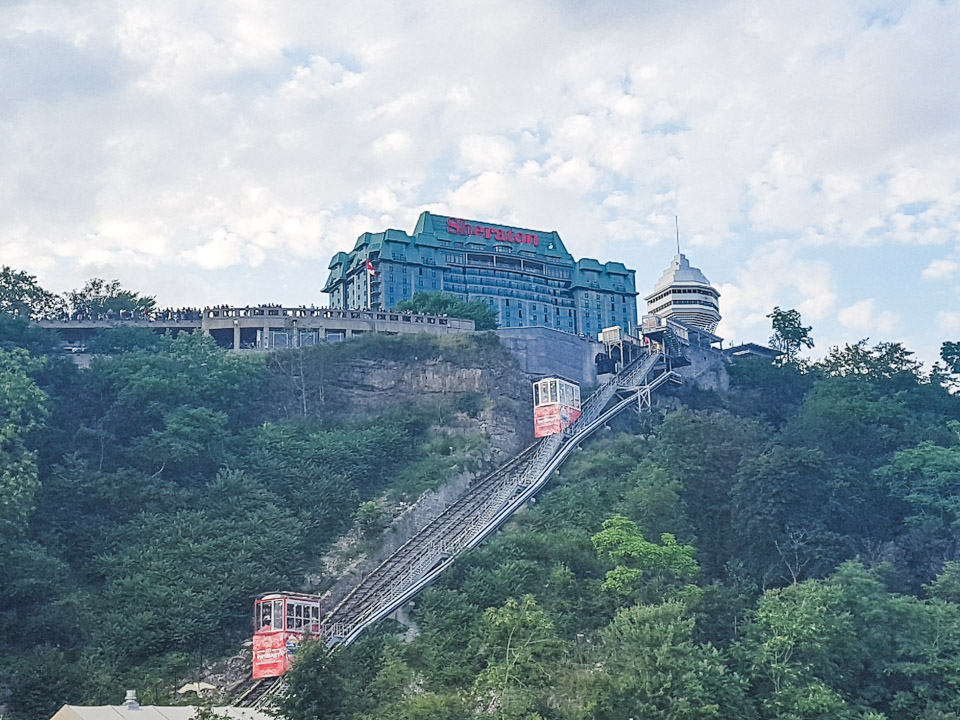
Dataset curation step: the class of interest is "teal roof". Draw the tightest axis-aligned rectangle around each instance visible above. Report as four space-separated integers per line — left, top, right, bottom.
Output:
570 259 637 294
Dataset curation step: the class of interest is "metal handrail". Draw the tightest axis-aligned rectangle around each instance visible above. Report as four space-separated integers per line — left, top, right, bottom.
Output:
319 351 677 648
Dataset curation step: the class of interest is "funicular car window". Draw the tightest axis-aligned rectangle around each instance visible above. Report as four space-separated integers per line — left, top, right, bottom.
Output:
258 602 272 629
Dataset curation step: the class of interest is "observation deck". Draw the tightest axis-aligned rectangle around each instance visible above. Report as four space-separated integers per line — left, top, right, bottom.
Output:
37 307 475 351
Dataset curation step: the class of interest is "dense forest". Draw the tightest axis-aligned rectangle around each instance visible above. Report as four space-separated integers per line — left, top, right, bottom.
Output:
275 338 960 720
0 298 521 718
2 267 960 719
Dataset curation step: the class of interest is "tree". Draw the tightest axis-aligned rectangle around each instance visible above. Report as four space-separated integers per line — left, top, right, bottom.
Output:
86 326 162 354
878 438 960 527
589 601 751 720
0 313 61 355
394 292 498 330
647 410 768 578
275 639 348 720
732 446 850 586
0 348 49 538
941 342 960 375
818 339 923 384
474 594 563 720
592 514 699 603
740 579 860 719
768 307 814 365
67 277 155 317
0 266 64 319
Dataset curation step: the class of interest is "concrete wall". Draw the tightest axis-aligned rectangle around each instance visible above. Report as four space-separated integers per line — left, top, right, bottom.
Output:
675 344 730 391
496 326 602 386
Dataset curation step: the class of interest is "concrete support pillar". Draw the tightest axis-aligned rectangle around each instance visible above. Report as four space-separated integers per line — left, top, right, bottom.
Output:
233 322 240 350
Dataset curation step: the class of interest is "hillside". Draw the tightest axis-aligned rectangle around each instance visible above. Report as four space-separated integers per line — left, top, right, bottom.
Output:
3 316 960 720
0 324 531 718
274 343 960 720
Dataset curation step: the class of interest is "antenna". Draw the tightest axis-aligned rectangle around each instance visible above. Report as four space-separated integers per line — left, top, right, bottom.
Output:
675 216 681 255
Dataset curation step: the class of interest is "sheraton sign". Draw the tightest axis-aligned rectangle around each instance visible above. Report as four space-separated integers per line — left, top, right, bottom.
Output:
445 217 539 247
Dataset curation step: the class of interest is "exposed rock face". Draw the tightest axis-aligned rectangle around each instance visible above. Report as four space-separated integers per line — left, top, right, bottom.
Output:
268 336 536 457
270 336 539 607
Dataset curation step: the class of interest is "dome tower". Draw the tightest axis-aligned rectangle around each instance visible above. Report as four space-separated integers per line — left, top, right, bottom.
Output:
644 254 720 333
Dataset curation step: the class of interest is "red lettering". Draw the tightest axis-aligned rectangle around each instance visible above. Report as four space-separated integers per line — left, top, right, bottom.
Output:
443 217 540 247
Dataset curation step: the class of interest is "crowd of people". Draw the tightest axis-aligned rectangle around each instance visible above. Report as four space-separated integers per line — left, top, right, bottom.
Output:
42 307 205 323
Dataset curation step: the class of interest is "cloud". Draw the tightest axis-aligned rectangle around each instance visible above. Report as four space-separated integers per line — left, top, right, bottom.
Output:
716 240 837 343
0 0 958 368
838 299 899 335
923 259 960 280
939 311 960 337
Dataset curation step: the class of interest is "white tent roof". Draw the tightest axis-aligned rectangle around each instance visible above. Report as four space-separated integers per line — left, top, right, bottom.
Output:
50 705 271 720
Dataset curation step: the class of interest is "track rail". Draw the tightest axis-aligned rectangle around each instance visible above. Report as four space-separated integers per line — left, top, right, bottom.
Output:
235 350 679 705
233 677 285 708
320 350 677 647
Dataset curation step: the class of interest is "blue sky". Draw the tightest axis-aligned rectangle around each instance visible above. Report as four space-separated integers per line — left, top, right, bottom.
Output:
1 0 957 366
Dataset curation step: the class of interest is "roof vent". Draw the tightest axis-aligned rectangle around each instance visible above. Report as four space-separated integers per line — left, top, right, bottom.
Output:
123 690 140 710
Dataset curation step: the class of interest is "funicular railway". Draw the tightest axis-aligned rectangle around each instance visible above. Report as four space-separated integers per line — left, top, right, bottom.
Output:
234 323 697 708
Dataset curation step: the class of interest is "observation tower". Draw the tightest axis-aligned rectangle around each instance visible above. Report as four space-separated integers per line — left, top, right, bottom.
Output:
644 254 720 334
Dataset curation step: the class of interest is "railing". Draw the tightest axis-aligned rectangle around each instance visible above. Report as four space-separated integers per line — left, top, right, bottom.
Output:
319 349 677 648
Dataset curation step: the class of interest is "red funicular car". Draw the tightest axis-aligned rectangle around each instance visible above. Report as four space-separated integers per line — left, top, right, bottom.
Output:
252 592 322 679
532 377 582 438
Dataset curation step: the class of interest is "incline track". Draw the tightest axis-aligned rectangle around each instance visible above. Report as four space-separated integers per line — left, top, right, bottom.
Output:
233 348 680 705
320 350 676 647
233 677 285 708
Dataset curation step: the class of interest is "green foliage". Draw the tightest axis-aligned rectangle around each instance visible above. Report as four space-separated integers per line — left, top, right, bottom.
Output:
732 446 851 585
355 500 388 539
276 639 348 720
67 277 156 316
0 312 61 355
87 326 163 354
0 265 64 319
818 339 923 384
768 306 814 365
941 342 960 375
647 409 769 577
725 357 815 428
389 433 488 499
474 595 563 719
592 514 699 601
394 291 499 330
590 601 750 720
4 294 960 720
92 470 304 662
0 348 48 538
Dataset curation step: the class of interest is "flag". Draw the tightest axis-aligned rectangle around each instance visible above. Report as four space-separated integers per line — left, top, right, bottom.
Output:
366 258 376 277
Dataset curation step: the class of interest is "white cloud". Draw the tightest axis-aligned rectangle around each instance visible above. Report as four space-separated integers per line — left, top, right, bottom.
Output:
838 299 899 335
458 135 516 175
923 259 960 280
939 311 960 336
716 240 837 344
0 0 958 366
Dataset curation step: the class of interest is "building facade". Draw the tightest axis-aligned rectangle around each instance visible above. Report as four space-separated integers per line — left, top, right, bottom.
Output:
322 212 639 336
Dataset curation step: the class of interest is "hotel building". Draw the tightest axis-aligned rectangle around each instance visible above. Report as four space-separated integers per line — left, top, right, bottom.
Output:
322 212 639 336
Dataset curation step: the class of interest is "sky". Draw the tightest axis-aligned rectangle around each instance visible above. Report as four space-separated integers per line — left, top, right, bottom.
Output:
2 0 958 367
